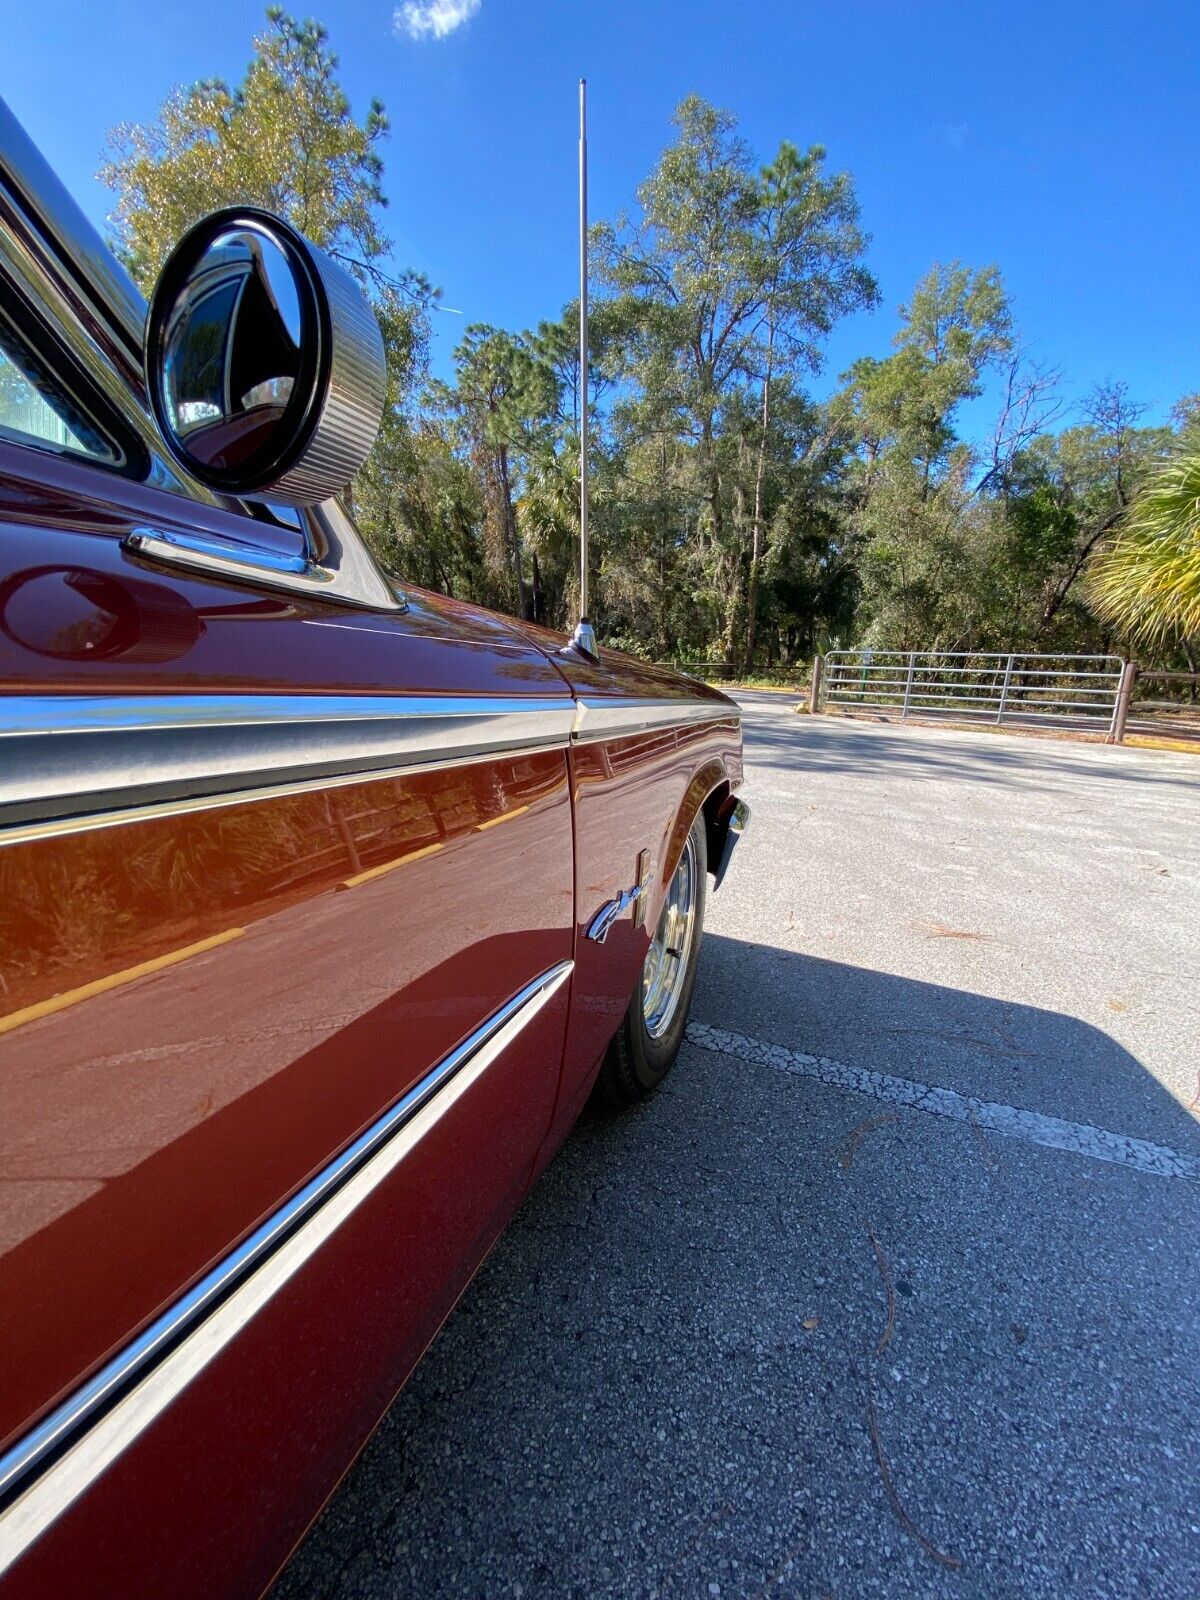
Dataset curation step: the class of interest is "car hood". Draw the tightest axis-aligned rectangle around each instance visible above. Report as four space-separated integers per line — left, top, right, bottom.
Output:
395 582 737 715
512 619 739 713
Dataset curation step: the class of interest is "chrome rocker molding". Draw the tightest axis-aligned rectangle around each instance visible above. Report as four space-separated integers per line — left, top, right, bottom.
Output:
0 693 739 846
0 959 574 1577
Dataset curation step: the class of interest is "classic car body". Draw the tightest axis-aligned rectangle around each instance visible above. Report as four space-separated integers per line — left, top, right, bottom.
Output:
0 97 744 1597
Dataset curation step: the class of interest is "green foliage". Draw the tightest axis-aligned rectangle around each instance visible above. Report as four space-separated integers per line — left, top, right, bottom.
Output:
101 8 395 289
1088 453 1200 643
100 13 1195 665
99 6 436 572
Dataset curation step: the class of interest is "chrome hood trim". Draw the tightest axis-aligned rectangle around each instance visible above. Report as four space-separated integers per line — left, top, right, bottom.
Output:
571 696 739 743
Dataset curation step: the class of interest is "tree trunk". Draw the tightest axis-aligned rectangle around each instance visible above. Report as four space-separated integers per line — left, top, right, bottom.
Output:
497 444 532 620
724 467 747 661
531 550 544 624
701 410 724 549
1040 505 1124 632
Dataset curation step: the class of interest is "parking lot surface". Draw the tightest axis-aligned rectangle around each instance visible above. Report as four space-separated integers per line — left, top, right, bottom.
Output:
274 696 1200 1599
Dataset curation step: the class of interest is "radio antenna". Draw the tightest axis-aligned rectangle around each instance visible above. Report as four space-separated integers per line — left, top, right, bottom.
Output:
570 77 598 657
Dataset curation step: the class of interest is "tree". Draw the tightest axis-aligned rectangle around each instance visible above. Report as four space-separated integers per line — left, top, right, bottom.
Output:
94 25 1189 671
99 6 433 549
435 325 558 620
594 97 875 664
102 8 398 292
840 262 1014 648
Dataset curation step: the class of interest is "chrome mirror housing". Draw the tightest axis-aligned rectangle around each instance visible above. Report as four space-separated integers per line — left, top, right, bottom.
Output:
144 208 385 507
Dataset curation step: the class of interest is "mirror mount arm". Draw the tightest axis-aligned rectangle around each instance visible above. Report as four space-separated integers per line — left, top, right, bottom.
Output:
123 503 404 613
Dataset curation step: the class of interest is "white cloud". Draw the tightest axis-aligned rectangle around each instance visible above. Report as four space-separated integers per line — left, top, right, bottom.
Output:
395 0 481 40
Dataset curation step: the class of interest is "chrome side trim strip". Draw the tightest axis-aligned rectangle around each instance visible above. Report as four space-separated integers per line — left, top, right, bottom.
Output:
0 693 577 835
0 692 569 737
0 692 740 846
571 696 739 743
0 959 573 1573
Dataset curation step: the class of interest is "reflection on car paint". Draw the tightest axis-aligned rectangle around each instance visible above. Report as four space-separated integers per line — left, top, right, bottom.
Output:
0 750 573 1455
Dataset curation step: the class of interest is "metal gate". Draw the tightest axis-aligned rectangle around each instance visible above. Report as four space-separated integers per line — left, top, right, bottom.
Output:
819 651 1128 736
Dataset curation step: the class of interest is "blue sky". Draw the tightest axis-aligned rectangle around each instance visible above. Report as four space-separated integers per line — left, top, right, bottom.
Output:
5 0 1198 432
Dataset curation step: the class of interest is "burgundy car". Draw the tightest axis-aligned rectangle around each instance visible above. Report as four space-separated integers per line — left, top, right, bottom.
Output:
0 96 747 1597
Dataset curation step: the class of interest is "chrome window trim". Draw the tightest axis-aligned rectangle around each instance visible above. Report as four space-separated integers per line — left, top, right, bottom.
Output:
0 299 128 469
0 959 573 1573
0 134 221 505
0 692 739 847
0 95 145 360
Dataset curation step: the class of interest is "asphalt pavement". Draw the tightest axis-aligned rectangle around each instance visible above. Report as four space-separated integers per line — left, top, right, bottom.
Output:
273 695 1200 1600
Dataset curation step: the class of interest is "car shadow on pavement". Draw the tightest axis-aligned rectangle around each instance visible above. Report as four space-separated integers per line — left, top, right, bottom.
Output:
272 934 1200 1600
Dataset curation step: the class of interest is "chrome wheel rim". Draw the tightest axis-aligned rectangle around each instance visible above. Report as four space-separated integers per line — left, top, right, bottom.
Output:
641 834 698 1040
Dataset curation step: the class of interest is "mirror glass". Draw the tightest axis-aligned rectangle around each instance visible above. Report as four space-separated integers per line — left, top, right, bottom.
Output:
158 225 309 476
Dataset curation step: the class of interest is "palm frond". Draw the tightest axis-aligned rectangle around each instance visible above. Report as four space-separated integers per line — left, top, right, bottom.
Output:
1087 452 1200 643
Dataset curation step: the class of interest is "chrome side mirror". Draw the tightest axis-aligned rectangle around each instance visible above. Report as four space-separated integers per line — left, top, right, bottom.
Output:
144 208 385 506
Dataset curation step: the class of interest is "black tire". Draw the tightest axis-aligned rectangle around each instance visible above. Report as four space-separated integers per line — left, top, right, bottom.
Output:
594 811 707 1107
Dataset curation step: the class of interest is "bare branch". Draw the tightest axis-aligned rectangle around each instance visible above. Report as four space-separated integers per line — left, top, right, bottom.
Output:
974 352 1063 495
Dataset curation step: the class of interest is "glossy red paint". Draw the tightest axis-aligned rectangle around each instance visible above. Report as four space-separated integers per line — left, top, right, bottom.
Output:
543 720 740 1145
0 238 743 1598
534 643 741 1137
0 442 560 695
0 753 573 1458
1 982 572 1600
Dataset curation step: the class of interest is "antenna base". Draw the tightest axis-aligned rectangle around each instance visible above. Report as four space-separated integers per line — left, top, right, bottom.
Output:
568 618 598 659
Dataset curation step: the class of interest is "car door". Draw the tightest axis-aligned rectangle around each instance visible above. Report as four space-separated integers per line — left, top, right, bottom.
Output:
0 282 575 1595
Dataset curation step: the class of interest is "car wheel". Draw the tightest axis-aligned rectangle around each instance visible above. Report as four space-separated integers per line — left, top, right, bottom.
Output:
595 812 707 1106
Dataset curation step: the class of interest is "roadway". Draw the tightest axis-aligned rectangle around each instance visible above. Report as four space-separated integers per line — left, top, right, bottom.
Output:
273 695 1200 1599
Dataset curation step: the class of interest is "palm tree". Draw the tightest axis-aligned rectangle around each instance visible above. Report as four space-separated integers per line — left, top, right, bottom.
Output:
1088 452 1200 643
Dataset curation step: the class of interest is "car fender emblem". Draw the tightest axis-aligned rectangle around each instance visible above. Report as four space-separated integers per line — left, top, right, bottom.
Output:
587 850 652 943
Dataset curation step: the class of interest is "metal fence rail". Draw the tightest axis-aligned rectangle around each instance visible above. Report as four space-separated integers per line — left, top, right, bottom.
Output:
820 651 1128 736
1125 669 1200 744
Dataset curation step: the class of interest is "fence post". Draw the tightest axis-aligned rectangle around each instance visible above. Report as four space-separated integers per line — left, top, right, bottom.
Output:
1108 660 1137 744
809 653 823 714
901 652 916 719
996 653 1015 726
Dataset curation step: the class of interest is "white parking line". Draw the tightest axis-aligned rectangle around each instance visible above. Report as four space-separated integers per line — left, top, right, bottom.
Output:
686 1022 1200 1182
